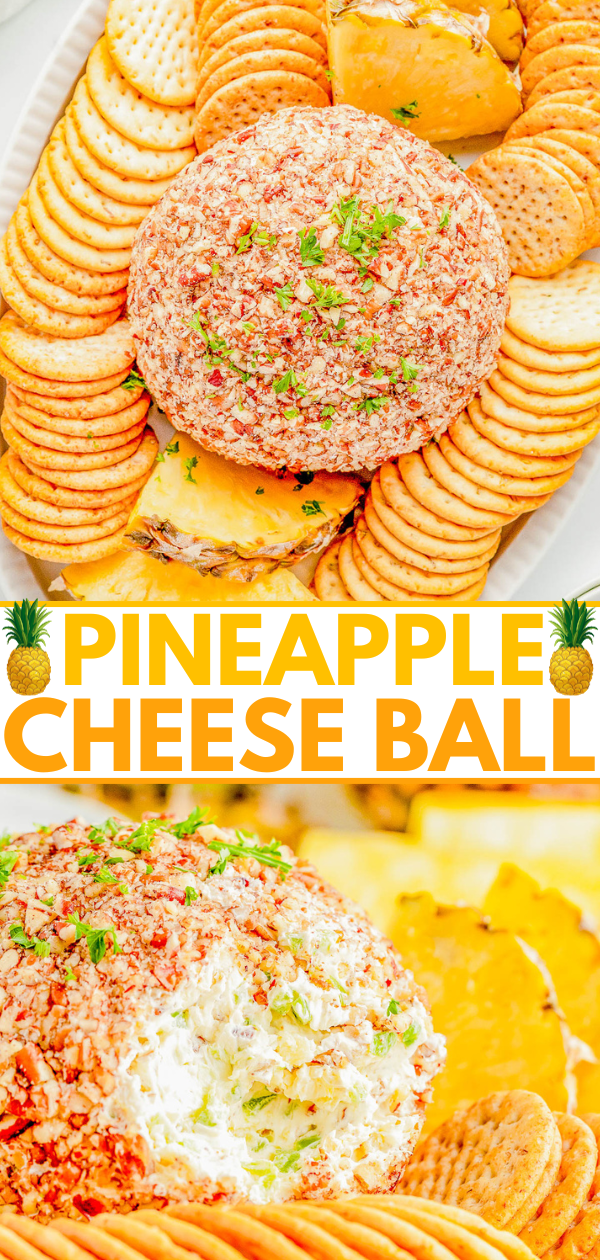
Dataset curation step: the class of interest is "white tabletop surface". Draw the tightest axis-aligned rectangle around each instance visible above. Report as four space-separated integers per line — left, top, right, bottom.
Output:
1 0 600 600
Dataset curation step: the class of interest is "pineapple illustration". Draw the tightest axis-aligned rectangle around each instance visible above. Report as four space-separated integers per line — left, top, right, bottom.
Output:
4 599 52 696
549 598 595 696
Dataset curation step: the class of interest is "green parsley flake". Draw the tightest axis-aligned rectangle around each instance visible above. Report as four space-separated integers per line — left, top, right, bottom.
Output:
438 207 451 229
155 439 180 465
121 369 146 391
184 886 198 906
184 456 198 483
67 914 122 965
298 226 325 268
284 407 299 420
236 222 276 253
387 998 400 1015
208 832 291 878
255 486 265 495
273 368 298 395
390 101 420 122
9 922 50 958
306 277 346 308
275 282 294 310
88 818 120 844
0 851 18 888
170 806 215 838
301 500 325 517
358 396 387 416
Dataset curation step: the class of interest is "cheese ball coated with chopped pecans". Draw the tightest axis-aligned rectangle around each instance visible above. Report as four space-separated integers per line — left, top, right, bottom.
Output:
0 815 444 1219
128 104 509 473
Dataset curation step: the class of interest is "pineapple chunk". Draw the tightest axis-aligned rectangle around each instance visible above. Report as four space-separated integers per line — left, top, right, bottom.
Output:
327 0 521 141
407 789 600 919
484 864 600 1112
296 827 446 934
452 0 523 62
390 893 572 1132
125 434 361 581
58 549 317 602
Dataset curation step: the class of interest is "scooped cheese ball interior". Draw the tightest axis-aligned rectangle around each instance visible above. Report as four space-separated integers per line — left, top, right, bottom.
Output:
128 104 509 473
0 815 444 1218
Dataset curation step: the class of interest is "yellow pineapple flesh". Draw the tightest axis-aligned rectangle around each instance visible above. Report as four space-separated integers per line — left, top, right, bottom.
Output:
326 0 522 142
125 434 361 581
58 549 317 602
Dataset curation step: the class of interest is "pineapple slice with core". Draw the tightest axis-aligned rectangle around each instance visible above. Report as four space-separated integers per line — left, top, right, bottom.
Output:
57 549 317 602
125 434 362 581
327 0 522 141
390 893 572 1132
451 0 523 62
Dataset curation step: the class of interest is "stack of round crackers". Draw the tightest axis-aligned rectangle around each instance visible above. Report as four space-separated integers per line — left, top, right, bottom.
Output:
469 3 600 274
0 24 197 341
402 1090 600 1260
0 312 158 562
194 0 331 151
0 1193 540 1260
315 264 600 602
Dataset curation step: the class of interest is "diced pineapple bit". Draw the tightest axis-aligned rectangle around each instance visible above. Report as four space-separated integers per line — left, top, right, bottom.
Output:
125 434 361 580
327 0 521 141
59 550 317 603
390 893 571 1132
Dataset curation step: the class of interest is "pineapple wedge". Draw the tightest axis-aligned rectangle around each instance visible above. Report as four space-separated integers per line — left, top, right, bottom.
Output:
327 0 521 141
391 893 572 1131
125 435 361 581
484 865 600 1112
452 0 523 62
58 550 317 602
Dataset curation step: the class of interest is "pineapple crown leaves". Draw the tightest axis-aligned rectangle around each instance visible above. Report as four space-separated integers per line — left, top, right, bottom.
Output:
549 598 596 650
4 599 52 650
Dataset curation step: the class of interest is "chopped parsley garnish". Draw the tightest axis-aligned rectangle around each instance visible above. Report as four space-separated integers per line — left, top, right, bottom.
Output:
358 396 387 415
298 226 325 268
184 456 198 483
361 277 374 293
243 1092 278 1115
184 886 198 906
438 207 451 229
372 1030 397 1056
355 334 379 355
301 309 315 324
187 317 250 383
301 500 325 517
399 357 421 393
64 967 77 983
40 896 54 907
9 922 50 958
0 851 18 888
116 818 163 854
211 260 220 276
284 407 299 420
155 438 180 464
390 101 420 122
67 914 122 965
387 998 400 1016
35 825 51 835
208 832 292 878
306 277 346 309
275 282 294 310
273 368 298 395
77 852 97 868
236 222 276 253
88 818 120 845
402 1022 419 1047
255 486 264 495
170 806 215 838
321 405 335 432
242 321 255 333
121 369 146 391
447 153 459 164
331 197 406 274
93 867 121 886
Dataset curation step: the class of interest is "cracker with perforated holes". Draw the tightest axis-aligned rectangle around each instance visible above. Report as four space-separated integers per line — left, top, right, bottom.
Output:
401 1092 561 1229
197 29 327 94
197 48 331 108
194 69 329 151
86 38 195 150
506 264 600 351
106 0 199 105
70 79 195 180
467 149 586 277
199 5 327 62
0 310 134 381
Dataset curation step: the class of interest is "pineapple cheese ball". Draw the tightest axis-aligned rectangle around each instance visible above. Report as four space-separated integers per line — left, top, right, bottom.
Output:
0 815 444 1218
128 105 510 473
